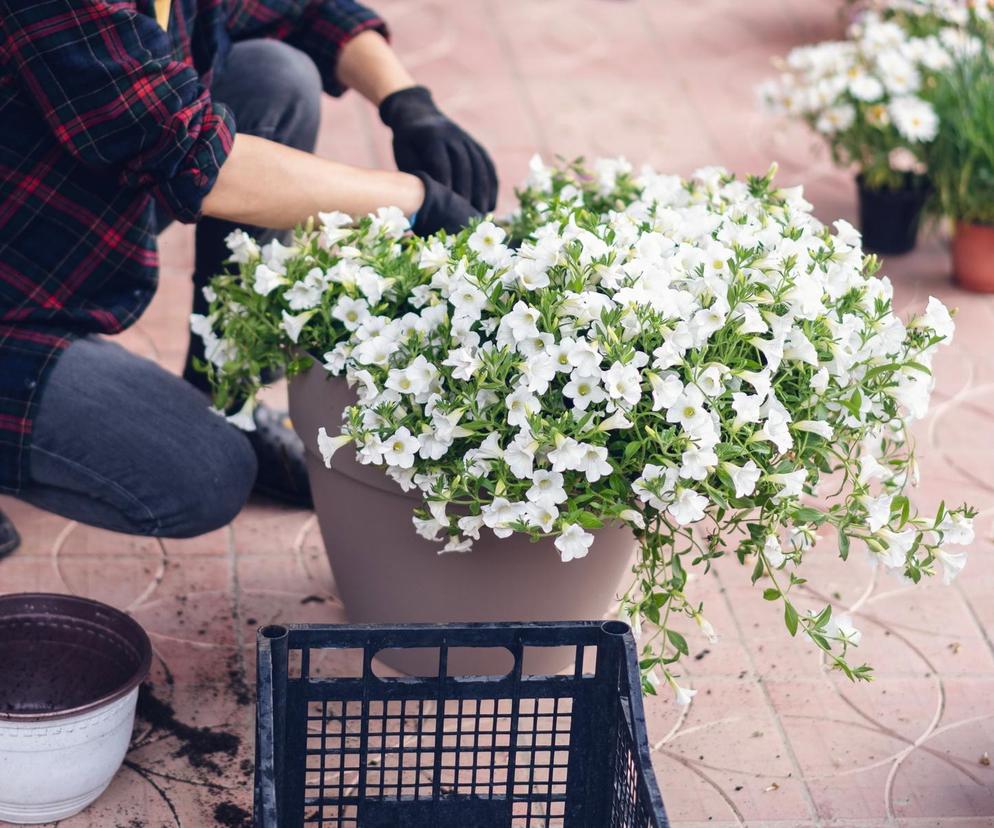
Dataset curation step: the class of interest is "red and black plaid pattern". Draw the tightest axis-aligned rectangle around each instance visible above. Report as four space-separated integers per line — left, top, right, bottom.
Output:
0 0 384 494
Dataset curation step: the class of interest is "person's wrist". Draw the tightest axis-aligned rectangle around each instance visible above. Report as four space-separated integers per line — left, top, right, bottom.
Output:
396 172 426 216
379 85 438 127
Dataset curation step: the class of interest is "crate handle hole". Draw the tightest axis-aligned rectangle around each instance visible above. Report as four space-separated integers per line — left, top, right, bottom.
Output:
371 647 441 678
260 624 288 640
445 646 515 678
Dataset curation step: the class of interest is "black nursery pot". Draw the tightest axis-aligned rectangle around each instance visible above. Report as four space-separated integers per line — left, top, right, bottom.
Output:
856 174 931 256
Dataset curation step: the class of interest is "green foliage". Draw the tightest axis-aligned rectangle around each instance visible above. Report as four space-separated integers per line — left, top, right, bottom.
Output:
927 34 994 225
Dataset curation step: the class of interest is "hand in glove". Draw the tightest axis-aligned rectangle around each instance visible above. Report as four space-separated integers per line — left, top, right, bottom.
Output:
381 86 498 213
411 172 482 237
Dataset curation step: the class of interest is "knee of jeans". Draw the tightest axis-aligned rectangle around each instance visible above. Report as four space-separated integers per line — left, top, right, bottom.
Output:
243 40 322 151
163 431 258 538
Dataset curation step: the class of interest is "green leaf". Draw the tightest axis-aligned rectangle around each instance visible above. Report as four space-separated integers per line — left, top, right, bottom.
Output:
784 603 799 637
792 507 824 524
575 511 604 530
666 629 689 657
813 605 832 628
763 588 780 601
750 556 765 585
838 531 850 561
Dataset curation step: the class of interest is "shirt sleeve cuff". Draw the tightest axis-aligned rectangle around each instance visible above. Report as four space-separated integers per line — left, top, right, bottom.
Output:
322 17 389 97
155 100 236 224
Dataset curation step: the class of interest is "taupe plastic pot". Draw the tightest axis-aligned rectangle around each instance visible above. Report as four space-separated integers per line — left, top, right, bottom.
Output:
288 365 637 676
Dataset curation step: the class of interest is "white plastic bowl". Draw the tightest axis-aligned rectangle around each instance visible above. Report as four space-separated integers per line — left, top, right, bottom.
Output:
0 593 151 824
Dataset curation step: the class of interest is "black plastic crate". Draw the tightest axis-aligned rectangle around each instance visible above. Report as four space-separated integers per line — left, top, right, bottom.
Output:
255 621 668 827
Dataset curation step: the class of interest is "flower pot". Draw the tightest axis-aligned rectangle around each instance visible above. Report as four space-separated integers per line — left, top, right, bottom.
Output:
0 593 152 824
856 174 931 256
288 366 637 676
951 221 994 293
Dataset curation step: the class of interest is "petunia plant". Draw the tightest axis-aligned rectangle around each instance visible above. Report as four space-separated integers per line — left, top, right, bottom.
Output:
199 158 974 701
758 0 991 189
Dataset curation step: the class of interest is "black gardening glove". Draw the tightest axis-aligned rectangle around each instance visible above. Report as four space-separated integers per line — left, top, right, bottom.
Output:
381 86 498 213
412 172 482 237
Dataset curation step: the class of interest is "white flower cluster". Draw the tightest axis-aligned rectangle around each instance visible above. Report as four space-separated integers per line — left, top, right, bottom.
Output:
200 157 974 695
759 2 985 181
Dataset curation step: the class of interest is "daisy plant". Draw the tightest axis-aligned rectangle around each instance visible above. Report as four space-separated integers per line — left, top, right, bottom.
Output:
759 0 991 189
199 158 974 702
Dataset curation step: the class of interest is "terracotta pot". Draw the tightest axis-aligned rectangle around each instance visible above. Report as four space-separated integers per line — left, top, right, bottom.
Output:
856 173 931 256
288 366 637 676
952 221 994 293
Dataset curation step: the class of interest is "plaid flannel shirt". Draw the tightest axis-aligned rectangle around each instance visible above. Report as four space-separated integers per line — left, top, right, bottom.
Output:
0 0 385 494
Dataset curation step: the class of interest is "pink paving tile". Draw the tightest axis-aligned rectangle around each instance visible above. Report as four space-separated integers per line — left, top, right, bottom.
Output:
766 674 992 821
650 681 814 822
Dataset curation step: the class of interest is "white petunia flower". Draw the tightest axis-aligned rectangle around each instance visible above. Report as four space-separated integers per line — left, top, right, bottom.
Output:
877 528 916 571
758 407 794 454
732 392 763 428
577 444 613 483
768 468 808 501
253 263 286 296
667 488 709 526
226 397 257 432
555 523 595 562
763 534 786 569
317 427 352 467
563 373 606 411
383 427 420 469
938 513 974 546
863 494 893 533
226 229 260 263
482 498 527 539
936 547 967 585
724 460 762 498
914 296 955 342
504 434 537 479
468 221 509 266
826 614 862 646
602 362 643 408
795 420 833 440
667 385 710 433
442 346 482 380
549 437 586 473
527 470 568 505
506 388 541 428
281 309 316 344
332 296 370 331
673 683 697 706
369 206 410 238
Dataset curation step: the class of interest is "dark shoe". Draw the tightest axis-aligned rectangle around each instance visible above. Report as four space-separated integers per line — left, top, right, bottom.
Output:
247 404 313 509
0 509 20 560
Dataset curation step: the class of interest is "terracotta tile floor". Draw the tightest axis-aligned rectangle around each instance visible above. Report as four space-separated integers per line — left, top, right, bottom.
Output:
2 0 994 825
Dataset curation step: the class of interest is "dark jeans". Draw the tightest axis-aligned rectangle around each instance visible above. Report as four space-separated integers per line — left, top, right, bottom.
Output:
14 40 322 538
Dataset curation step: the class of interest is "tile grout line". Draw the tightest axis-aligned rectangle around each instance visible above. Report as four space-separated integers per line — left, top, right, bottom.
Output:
228 522 248 682
710 568 825 828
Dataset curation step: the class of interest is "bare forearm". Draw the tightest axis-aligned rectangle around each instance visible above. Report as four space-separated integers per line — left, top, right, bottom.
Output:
337 29 415 105
202 134 424 228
